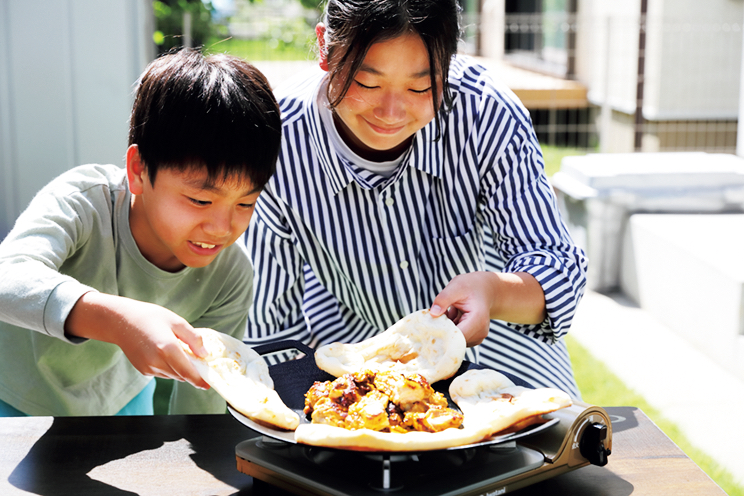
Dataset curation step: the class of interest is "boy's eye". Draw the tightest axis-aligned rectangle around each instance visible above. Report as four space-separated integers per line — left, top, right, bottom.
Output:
189 197 211 206
238 202 255 209
410 87 432 94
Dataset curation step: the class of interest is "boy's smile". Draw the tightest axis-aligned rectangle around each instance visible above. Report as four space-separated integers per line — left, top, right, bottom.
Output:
127 146 260 272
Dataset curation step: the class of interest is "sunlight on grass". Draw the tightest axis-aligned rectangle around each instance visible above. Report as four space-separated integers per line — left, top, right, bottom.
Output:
541 144 587 177
203 36 315 61
567 334 743 496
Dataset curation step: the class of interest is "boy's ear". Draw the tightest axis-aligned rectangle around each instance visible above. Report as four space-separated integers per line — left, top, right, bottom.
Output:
126 144 147 195
316 23 329 72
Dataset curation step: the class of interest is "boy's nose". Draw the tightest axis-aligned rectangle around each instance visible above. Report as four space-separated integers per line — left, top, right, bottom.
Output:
203 211 232 237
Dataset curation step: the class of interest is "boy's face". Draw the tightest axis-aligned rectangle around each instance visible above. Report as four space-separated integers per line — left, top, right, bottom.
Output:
128 149 260 272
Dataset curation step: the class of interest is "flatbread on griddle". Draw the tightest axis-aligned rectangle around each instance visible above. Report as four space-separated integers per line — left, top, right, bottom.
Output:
294 422 495 452
182 328 299 431
314 310 466 384
294 368 572 452
449 369 572 437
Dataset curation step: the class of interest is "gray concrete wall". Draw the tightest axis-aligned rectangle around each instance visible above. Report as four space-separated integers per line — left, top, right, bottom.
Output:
0 0 155 239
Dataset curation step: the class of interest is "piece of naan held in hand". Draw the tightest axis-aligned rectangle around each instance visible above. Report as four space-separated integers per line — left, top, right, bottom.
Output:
315 310 466 384
450 369 572 437
181 328 299 431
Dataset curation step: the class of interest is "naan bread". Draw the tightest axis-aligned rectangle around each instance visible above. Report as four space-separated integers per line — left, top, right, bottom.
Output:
295 369 573 452
182 328 299 431
294 422 495 452
315 310 466 384
449 369 572 437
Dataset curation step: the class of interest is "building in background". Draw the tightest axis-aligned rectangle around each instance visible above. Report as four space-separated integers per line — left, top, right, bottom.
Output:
3 0 743 242
477 0 743 154
0 0 154 240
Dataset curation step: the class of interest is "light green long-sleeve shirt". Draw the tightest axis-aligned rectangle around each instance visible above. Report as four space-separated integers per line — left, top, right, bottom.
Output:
0 164 252 416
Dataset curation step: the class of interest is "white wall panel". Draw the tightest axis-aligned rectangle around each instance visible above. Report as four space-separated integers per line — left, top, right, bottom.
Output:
0 0 154 239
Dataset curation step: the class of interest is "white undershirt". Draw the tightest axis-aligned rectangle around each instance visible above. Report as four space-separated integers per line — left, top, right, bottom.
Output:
317 83 404 178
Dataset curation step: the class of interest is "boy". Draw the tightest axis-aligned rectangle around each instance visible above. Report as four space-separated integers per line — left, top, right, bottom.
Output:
0 48 281 416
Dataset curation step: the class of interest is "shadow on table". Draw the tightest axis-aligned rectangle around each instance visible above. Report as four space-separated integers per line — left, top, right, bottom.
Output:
8 408 642 496
606 406 641 434
8 414 257 496
513 467 635 496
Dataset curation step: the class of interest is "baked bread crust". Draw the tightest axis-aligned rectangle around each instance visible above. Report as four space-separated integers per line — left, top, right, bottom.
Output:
315 310 466 384
449 369 572 437
183 328 300 430
294 422 495 451
295 369 572 451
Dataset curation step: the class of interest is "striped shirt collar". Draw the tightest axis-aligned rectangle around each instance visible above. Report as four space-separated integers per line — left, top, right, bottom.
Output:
304 73 446 196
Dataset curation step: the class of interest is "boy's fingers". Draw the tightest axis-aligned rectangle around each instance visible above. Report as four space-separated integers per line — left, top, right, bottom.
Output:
169 353 210 390
173 325 208 358
162 326 211 389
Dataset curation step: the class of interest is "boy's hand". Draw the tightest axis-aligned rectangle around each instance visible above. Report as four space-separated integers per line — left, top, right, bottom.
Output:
65 292 210 389
429 271 547 347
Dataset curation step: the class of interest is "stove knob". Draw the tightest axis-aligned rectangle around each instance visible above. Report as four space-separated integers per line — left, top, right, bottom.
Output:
579 422 611 466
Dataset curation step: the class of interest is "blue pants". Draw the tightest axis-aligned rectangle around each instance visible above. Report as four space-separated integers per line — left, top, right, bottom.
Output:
0 379 156 416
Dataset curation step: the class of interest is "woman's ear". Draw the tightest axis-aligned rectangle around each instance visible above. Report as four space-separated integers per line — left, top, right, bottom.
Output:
126 144 147 195
316 23 329 72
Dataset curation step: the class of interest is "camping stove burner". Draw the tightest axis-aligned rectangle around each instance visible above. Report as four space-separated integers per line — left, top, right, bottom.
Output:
233 340 613 495
236 404 613 496
301 446 500 491
236 435 544 495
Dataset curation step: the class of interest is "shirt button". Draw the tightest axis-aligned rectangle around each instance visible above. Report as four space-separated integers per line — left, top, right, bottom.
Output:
399 261 409 269
385 197 395 206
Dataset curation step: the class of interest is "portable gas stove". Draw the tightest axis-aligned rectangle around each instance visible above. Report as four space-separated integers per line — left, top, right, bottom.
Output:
231 340 612 496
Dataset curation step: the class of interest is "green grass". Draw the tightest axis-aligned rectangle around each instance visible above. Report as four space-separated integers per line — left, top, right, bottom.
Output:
203 36 316 61
567 335 743 496
541 144 587 177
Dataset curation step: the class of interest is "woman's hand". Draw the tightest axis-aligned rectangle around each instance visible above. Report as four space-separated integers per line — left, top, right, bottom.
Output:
429 271 547 347
64 292 210 389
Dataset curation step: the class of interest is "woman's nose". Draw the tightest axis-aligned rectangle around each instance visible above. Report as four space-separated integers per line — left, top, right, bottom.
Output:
373 91 406 122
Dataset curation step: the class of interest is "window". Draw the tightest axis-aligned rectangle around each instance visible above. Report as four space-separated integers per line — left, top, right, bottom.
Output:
504 0 576 78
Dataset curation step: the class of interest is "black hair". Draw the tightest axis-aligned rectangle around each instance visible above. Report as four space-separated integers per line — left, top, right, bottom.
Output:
322 0 461 133
128 48 281 189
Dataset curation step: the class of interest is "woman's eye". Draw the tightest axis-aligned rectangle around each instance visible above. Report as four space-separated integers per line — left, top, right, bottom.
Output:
239 202 255 209
354 80 377 90
410 87 432 94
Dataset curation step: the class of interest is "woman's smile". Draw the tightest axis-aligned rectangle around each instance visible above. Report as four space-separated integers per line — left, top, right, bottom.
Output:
364 118 406 135
329 32 440 161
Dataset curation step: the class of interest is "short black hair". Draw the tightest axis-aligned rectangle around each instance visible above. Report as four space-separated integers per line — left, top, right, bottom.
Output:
322 0 461 134
128 48 280 189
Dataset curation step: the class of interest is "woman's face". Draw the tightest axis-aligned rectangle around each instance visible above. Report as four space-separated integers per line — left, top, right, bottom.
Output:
325 31 441 161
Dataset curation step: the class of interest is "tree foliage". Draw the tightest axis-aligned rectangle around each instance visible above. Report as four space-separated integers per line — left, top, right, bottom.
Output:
298 0 325 11
153 0 216 53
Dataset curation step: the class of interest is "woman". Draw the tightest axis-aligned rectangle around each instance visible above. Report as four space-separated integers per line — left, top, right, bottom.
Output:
244 0 587 398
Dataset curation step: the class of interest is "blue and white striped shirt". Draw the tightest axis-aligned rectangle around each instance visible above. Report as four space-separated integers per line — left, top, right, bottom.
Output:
244 56 587 398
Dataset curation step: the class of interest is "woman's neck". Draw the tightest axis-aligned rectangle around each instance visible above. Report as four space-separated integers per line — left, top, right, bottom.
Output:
331 112 413 163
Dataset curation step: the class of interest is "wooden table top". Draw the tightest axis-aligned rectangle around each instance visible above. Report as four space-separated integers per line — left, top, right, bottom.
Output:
0 406 725 495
